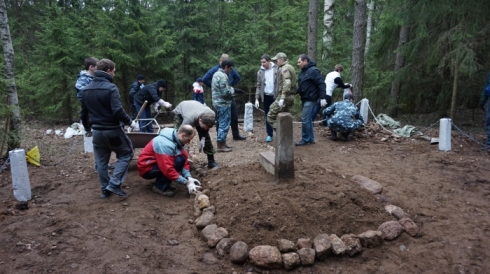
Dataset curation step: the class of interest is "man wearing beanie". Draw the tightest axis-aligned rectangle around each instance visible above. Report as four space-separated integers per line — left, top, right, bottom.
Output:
128 74 145 119
134 79 172 133
193 78 205 104
323 93 364 141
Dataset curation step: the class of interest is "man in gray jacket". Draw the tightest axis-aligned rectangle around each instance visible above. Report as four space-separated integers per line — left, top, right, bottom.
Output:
255 54 279 142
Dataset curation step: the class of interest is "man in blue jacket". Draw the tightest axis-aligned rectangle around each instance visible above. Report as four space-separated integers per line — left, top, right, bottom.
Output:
202 54 246 141
479 72 490 149
295 54 327 146
133 79 172 132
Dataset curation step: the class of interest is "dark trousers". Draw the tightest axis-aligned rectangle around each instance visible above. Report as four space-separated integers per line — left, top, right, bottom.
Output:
142 155 185 191
263 95 275 137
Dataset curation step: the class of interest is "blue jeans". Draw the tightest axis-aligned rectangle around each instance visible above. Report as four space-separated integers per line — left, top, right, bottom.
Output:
215 105 231 142
193 93 204 104
93 128 134 190
311 99 320 121
486 101 490 146
134 101 153 133
263 95 275 137
142 155 186 191
300 101 316 143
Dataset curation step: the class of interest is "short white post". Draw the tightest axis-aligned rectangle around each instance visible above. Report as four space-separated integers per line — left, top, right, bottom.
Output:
9 149 32 202
360 98 369 124
83 128 93 153
438 118 451 151
244 102 254 132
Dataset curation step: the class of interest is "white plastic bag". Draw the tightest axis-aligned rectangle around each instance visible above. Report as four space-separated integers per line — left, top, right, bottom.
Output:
63 127 75 138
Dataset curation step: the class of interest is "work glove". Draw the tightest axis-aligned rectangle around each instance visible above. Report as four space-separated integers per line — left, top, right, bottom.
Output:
130 120 137 129
320 99 327 107
479 101 486 111
198 137 205 152
153 103 160 113
255 99 260 108
157 99 172 109
186 178 202 194
278 99 284 108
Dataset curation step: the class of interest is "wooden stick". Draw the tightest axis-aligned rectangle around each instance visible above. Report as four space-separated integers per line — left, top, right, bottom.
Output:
128 100 148 133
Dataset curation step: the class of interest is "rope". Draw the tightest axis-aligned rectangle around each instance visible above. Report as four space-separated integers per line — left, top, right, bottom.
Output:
367 104 395 135
450 121 487 148
46 133 80 166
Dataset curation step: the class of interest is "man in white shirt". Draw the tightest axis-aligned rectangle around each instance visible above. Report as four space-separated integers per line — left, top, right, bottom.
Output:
255 54 279 142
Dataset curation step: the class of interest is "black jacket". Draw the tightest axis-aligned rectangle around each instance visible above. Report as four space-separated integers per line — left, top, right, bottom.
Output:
80 71 131 131
128 81 143 104
297 61 326 102
134 80 165 105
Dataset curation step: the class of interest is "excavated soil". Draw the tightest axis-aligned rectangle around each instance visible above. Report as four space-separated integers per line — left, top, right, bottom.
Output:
1 112 490 274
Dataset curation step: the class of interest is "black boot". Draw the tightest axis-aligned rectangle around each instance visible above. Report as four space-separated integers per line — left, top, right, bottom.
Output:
207 154 220 170
231 122 246 140
330 130 338 140
340 132 350 141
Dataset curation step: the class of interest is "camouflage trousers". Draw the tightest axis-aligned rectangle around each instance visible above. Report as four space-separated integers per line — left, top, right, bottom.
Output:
174 114 215 155
266 95 295 129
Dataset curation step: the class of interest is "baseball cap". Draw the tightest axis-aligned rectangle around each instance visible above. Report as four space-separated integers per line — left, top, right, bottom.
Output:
271 52 287 61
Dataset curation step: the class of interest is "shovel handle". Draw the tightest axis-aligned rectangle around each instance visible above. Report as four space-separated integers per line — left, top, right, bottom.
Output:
129 100 148 132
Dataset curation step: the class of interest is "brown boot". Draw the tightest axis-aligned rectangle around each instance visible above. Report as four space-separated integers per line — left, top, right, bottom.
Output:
216 141 232 153
224 141 232 149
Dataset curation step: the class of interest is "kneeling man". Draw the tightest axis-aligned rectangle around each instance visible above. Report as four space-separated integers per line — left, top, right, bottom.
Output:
323 94 364 141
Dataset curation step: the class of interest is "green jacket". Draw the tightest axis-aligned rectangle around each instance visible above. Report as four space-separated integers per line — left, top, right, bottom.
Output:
212 68 235 108
278 61 297 99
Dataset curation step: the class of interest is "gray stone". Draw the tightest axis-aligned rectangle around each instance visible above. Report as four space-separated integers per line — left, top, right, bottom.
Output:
351 175 383 194
281 252 300 270
216 238 237 257
313 234 332 261
378 221 404 240
340 234 362 256
297 238 312 249
203 205 216 214
275 113 294 179
230 241 249 264
195 211 214 229
167 239 179 246
329 234 347 255
208 227 229 247
399 217 419 237
297 248 315 266
197 194 210 209
202 252 218 265
385 205 405 219
277 239 296 253
249 245 283 269
358 230 384 248
201 224 217 241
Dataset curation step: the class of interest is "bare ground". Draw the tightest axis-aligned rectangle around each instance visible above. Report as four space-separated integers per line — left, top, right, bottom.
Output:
1 111 490 274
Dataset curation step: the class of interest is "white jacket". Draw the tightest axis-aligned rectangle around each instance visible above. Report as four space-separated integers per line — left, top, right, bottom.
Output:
325 71 341 96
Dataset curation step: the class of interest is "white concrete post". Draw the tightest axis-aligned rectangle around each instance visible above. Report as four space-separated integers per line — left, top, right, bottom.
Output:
244 102 253 132
438 118 451 151
360 98 369 124
9 149 32 202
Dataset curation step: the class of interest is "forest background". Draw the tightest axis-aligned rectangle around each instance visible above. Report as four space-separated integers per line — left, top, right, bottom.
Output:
0 0 489 149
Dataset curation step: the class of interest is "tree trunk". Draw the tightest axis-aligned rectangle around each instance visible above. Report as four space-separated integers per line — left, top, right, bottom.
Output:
0 0 21 151
322 0 335 63
388 25 410 117
450 61 458 122
307 0 318 61
351 0 367 100
365 0 374 54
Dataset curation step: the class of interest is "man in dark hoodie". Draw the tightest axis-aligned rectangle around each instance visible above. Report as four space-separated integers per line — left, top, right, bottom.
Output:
133 79 172 132
80 58 136 198
296 54 327 146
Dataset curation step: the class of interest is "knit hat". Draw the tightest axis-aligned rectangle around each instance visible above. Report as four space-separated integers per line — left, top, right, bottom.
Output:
156 79 167 89
344 93 353 100
137 74 145 80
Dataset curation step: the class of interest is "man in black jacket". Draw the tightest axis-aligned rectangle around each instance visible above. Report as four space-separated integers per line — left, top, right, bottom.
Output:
295 54 327 146
80 58 136 198
128 74 145 119
133 79 172 132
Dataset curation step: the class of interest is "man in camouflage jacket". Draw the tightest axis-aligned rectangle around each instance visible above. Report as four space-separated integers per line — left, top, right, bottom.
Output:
266 52 297 130
323 94 364 141
212 59 235 152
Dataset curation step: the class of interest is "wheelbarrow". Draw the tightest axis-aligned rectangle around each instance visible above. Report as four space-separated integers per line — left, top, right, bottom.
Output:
126 100 163 148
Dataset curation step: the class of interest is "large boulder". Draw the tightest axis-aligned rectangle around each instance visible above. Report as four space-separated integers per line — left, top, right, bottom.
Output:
297 248 315 266
281 252 300 270
313 234 332 261
195 211 214 229
352 175 383 194
358 230 384 248
230 241 249 264
329 234 347 255
378 221 404 240
216 238 237 257
399 217 419 237
249 245 283 269
341 234 362 256
277 239 296 253
297 238 312 249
